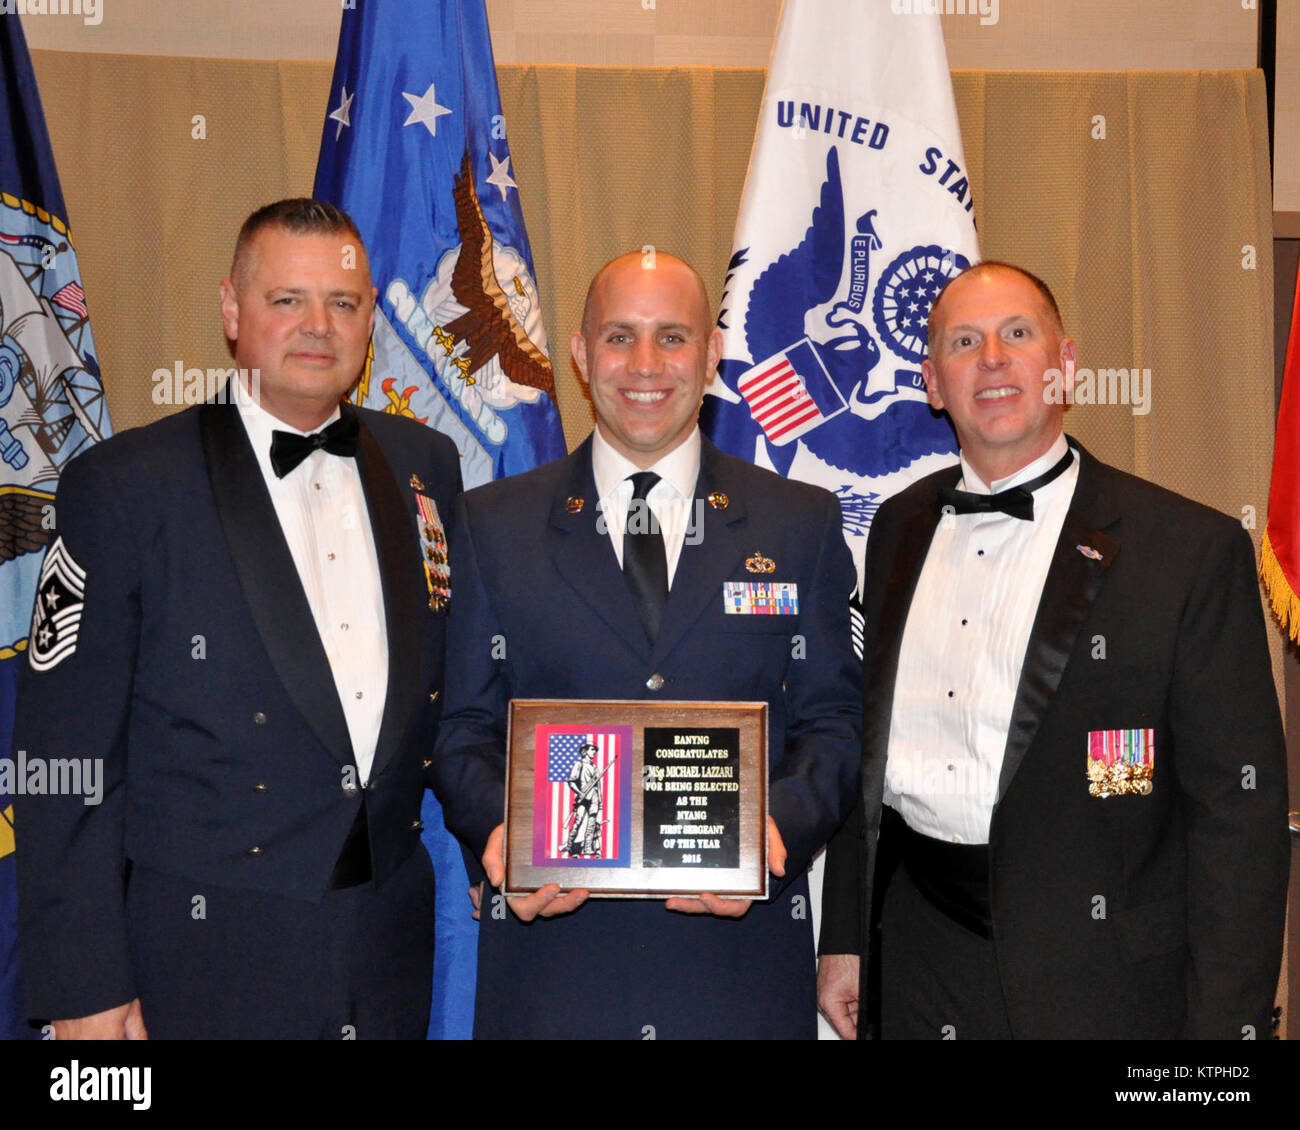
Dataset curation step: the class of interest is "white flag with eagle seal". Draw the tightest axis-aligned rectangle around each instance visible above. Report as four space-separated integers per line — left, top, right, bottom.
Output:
699 0 981 1040
702 0 981 593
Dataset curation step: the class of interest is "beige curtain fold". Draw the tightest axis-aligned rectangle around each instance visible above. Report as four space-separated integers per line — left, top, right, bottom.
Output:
29 53 1274 524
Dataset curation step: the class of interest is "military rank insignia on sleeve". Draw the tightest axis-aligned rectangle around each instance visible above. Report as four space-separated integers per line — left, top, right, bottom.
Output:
1086 728 1154 797
29 536 86 671
414 490 451 613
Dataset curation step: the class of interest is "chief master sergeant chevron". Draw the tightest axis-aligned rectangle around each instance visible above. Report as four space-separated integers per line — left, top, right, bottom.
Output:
432 250 862 1039
14 198 461 1038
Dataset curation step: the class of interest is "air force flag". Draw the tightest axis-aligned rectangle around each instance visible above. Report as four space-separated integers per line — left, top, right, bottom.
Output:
702 0 981 588
314 0 565 1041
313 0 564 489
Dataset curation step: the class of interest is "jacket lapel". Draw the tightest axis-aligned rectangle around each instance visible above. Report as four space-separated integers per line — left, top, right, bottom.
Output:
200 401 354 767
355 415 425 779
548 439 651 658
995 440 1120 802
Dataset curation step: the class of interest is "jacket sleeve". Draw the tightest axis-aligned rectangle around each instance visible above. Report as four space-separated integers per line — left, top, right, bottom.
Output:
14 450 140 1020
818 492 900 955
819 797 866 955
766 490 863 887
429 493 510 863
1170 524 1289 1038
421 428 464 790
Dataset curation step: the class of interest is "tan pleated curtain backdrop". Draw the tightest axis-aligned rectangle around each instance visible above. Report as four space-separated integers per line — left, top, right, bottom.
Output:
28 53 1276 554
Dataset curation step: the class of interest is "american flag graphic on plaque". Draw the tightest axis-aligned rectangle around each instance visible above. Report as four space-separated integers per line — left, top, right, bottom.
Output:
532 726 632 868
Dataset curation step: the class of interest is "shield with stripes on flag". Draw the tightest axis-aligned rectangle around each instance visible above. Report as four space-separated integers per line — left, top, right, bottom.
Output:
736 338 848 447
532 726 632 868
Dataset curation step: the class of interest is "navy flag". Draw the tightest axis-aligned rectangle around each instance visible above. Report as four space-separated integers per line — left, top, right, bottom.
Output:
0 14 113 1040
314 0 565 1040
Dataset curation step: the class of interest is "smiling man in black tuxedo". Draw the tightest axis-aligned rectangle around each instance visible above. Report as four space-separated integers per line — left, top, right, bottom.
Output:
15 198 460 1039
818 261 1289 1040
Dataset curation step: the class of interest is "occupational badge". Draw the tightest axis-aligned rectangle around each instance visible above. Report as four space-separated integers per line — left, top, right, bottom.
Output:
745 551 775 574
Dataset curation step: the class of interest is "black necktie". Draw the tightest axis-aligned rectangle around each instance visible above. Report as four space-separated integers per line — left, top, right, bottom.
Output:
937 448 1074 522
269 412 360 478
622 471 668 644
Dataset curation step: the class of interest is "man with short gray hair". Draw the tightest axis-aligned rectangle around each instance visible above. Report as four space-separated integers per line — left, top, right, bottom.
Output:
16 198 460 1038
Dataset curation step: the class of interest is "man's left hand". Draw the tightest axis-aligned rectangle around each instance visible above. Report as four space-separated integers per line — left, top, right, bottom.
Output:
665 817 787 918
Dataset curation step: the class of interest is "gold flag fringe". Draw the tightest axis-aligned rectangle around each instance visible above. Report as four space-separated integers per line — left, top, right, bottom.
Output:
1260 531 1300 643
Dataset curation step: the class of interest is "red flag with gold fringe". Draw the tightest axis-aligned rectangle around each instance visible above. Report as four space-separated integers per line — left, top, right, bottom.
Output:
1262 258 1300 638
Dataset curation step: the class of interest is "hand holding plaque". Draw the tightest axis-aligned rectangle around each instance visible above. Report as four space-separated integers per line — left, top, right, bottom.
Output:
664 817 786 917
481 824 589 921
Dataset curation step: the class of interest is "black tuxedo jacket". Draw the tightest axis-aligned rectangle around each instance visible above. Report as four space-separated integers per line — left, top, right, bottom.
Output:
433 434 862 1039
14 398 460 1026
821 439 1289 1039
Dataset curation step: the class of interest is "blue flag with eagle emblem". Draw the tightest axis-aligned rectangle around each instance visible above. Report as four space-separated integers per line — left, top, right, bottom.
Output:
314 0 564 1040
0 14 113 1039
701 0 980 593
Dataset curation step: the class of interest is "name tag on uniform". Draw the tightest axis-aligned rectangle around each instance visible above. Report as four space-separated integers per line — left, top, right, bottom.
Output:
723 581 799 615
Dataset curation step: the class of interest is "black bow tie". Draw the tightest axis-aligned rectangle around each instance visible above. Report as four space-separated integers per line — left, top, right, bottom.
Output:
269 413 360 478
937 448 1074 522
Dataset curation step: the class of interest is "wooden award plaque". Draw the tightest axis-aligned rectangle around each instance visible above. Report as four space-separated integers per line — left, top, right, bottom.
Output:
503 699 768 899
